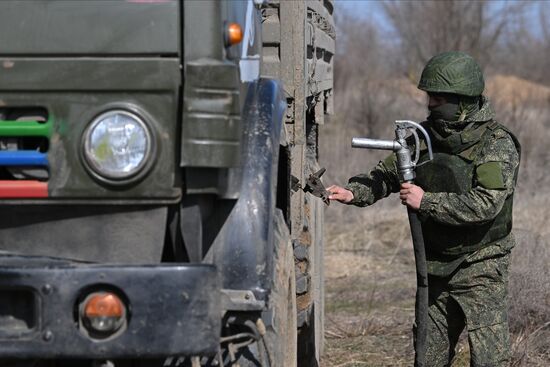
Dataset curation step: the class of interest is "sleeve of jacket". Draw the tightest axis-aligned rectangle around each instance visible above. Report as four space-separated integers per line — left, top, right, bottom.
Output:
418 130 519 226
344 154 401 207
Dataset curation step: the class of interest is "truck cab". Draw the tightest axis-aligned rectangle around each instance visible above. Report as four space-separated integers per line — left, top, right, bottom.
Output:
0 1 334 366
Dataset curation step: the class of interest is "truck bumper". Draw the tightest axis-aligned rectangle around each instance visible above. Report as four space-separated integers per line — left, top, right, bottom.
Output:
0 255 221 358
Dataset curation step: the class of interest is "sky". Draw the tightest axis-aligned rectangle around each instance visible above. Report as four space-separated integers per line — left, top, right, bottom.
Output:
335 0 548 39
335 0 390 31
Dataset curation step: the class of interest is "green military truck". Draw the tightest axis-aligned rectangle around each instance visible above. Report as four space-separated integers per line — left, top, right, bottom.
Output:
0 1 334 366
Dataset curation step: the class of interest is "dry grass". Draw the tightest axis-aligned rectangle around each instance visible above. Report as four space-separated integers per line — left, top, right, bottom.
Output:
508 195 550 366
321 206 415 367
486 75 550 106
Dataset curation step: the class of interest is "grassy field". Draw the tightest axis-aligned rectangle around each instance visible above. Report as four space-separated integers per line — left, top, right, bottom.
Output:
319 195 550 367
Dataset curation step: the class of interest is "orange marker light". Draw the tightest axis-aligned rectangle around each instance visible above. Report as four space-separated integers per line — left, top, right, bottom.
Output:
81 292 126 335
226 23 243 46
84 293 124 318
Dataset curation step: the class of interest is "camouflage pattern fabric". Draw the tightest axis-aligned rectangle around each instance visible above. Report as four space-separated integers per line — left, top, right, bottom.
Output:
420 137 518 227
418 51 485 97
426 249 511 367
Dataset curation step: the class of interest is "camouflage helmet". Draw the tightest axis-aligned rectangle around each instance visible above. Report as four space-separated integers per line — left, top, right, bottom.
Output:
418 51 484 97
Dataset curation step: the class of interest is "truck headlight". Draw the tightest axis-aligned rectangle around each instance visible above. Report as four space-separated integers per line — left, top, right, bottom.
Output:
83 110 152 181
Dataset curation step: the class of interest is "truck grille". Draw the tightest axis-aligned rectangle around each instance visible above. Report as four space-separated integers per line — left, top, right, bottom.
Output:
0 109 51 198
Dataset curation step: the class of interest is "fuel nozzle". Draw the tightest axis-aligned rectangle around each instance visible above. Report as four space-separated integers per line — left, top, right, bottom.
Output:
352 120 433 183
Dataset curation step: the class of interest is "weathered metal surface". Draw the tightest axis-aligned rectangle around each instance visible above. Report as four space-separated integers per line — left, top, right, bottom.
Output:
260 0 334 237
292 167 331 205
0 58 180 91
0 205 167 263
261 1 334 110
181 0 237 169
0 0 179 55
0 259 220 358
220 289 265 311
260 2 333 363
183 0 224 61
303 168 330 205
207 78 286 298
181 60 241 168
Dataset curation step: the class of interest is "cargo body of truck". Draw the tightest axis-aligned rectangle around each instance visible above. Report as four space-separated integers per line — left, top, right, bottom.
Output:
0 1 334 366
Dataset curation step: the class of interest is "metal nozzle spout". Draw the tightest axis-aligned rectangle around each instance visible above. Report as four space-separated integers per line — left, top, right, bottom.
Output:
351 137 400 151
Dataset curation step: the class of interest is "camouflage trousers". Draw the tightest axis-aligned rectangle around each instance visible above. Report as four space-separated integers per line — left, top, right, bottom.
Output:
425 254 511 367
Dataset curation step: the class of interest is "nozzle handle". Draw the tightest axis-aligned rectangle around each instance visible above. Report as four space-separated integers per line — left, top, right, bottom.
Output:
351 138 400 151
395 120 434 163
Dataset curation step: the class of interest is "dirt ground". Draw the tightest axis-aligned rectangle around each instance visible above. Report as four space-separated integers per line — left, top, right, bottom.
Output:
319 195 550 367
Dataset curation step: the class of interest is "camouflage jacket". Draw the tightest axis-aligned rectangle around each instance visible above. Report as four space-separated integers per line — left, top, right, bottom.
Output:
345 98 520 276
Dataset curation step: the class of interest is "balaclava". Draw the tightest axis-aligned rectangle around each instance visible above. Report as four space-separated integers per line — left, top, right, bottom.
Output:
428 94 480 137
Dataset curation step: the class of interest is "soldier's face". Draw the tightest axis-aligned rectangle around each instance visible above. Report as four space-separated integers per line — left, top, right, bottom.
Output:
428 94 447 108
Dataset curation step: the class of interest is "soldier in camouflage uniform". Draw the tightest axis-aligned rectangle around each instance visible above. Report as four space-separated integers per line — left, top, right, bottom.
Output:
328 51 520 367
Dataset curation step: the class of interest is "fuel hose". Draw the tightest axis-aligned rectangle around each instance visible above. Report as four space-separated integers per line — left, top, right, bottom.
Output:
407 205 428 367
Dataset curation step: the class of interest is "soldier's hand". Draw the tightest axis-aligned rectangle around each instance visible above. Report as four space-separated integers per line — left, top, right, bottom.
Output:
327 185 354 204
399 183 424 210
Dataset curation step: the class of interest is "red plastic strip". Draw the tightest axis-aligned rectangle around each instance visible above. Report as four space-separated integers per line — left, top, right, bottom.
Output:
0 180 48 198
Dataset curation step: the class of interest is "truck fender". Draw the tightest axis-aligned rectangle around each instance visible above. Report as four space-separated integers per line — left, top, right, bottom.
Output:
210 78 287 300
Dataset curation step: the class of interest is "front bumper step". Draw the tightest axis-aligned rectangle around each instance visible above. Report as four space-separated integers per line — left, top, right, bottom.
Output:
0 257 221 358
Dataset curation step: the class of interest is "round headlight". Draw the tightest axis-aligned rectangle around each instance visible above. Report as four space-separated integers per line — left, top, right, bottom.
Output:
83 110 152 181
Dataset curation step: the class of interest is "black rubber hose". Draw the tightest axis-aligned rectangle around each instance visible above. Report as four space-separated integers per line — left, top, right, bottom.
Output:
407 207 429 367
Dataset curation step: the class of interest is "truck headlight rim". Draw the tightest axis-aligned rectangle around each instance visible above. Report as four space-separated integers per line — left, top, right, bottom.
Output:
82 109 155 185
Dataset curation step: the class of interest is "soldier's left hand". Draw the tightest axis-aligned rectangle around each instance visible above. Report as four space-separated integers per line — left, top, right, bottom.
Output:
399 183 424 210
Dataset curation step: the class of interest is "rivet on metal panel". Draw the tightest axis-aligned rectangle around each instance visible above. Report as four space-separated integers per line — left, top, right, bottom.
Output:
41 284 52 295
42 330 53 342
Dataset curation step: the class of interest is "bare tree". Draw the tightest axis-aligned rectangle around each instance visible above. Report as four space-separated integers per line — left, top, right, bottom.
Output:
491 1 550 86
334 11 400 132
381 0 523 81
334 12 387 93
539 3 550 84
